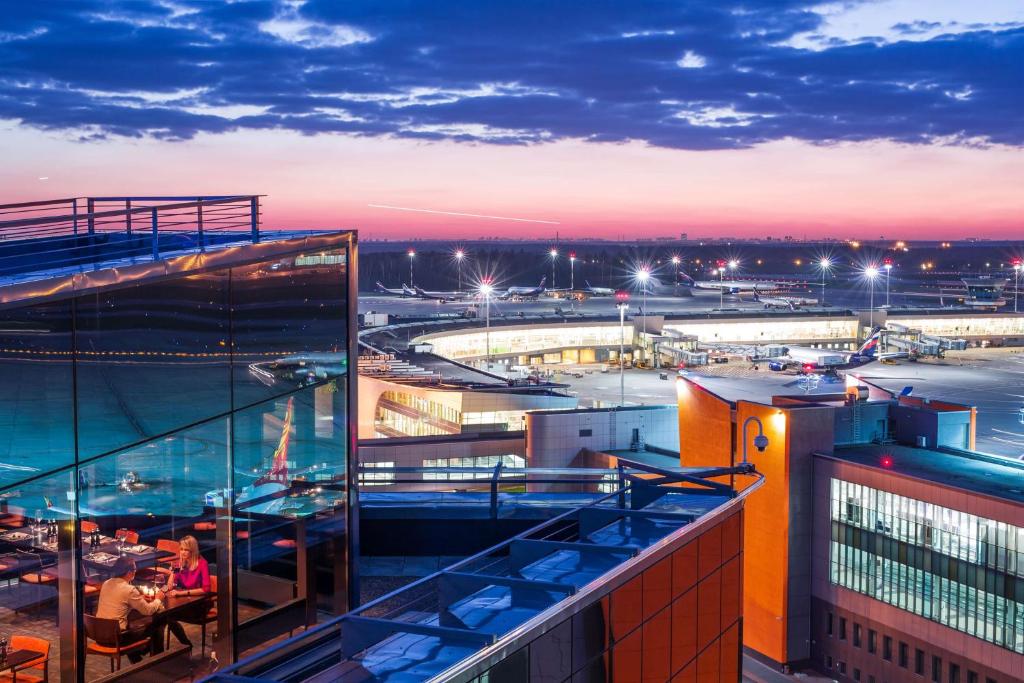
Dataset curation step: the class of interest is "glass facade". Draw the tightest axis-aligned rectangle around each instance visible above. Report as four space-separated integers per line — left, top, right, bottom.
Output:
829 478 1024 654
0 234 355 682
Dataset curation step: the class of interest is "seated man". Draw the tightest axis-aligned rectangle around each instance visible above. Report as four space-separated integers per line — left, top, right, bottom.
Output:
96 556 165 662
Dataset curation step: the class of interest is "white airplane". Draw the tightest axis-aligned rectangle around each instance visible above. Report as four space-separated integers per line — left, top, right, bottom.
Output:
375 282 416 297
679 272 805 295
753 290 819 310
764 330 908 373
497 276 547 300
412 286 475 303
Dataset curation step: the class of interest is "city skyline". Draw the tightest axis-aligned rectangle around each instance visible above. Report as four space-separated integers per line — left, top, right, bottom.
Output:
2 0 1023 238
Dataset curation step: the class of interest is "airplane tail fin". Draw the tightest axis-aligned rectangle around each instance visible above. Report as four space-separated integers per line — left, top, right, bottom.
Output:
856 329 883 358
538 276 547 288
678 272 695 286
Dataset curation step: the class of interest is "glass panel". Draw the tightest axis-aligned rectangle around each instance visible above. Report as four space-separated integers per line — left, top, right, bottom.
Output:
78 415 229 680
0 300 75 488
230 250 348 410
231 384 349 656
0 467 75 683
74 271 231 457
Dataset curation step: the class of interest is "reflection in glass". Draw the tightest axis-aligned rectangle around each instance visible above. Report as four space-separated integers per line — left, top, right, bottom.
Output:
230 249 348 409
0 300 75 489
75 271 231 458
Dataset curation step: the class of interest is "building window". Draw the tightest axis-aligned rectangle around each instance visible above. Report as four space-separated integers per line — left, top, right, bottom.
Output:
853 623 862 648
899 642 909 668
868 629 877 654
826 656 833 670
838 662 847 675
827 612 834 636
883 636 892 661
914 649 924 675
967 671 977 683
579 428 592 437
854 668 861 681
932 656 942 682
839 617 847 640
949 663 960 683
361 461 395 486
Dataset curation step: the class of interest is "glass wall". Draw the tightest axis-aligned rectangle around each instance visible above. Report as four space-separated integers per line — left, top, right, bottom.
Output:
0 234 354 682
830 478 1024 654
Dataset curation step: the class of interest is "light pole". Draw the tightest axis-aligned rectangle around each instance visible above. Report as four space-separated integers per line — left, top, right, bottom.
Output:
480 280 493 369
671 255 681 291
883 258 893 308
569 251 576 291
716 259 726 308
549 248 558 290
636 267 651 366
407 248 416 287
864 266 880 329
1013 260 1021 312
741 416 770 465
616 292 629 406
454 249 465 291
818 257 832 306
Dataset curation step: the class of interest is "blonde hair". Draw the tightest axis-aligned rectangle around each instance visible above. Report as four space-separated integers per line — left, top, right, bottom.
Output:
179 535 200 572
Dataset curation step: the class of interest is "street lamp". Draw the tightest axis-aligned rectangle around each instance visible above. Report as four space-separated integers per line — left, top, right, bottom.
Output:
864 265 880 329
883 258 893 308
569 251 577 291
671 255 681 290
818 258 832 305
549 248 558 290
1013 259 1022 313
615 291 630 406
716 259 727 307
479 280 494 368
454 249 466 291
636 267 651 366
407 249 416 287
741 416 770 464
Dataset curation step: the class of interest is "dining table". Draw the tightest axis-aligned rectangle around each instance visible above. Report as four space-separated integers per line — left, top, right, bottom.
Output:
0 648 45 681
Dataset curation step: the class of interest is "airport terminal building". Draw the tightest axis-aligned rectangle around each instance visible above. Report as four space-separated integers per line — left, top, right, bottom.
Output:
0 197 358 681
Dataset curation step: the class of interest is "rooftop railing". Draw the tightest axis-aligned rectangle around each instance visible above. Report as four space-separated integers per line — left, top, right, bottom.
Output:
0 195 261 280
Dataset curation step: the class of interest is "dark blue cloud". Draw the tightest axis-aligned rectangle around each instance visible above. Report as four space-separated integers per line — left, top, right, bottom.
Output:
0 0 1020 148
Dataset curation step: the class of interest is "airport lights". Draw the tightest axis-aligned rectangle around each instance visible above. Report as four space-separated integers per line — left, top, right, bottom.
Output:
883 258 893 308
569 251 577 291
636 267 651 365
864 265 880 329
818 258 832 305
454 249 466 291
407 249 416 287
479 279 494 368
549 248 558 290
615 290 630 406
1013 259 1022 313
671 255 681 289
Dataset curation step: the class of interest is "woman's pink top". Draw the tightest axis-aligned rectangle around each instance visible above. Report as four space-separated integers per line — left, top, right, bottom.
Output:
174 556 211 592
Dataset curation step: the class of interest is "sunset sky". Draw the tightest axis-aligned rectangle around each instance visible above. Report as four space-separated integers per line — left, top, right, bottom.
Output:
2 0 1022 239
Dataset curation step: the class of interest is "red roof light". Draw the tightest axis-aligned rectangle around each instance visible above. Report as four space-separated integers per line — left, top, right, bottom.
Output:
880 455 893 468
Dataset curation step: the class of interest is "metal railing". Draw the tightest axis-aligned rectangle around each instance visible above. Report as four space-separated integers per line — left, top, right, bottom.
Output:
0 195 262 278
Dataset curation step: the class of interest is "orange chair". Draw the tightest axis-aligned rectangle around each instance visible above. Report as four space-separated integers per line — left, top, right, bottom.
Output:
180 576 218 658
83 615 150 673
192 521 216 532
80 520 99 534
0 635 49 682
155 539 180 570
114 529 139 544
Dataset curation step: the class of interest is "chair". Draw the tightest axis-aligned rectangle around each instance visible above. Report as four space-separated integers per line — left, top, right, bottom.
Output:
80 520 99 534
114 529 139 544
0 635 49 682
192 521 216 532
14 552 57 615
155 539 180 570
83 614 150 673
180 576 218 658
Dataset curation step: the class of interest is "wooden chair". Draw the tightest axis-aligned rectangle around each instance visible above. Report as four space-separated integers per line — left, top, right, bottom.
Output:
179 576 218 658
0 635 49 682
155 539 180 571
80 520 99 534
83 615 150 672
114 529 139 544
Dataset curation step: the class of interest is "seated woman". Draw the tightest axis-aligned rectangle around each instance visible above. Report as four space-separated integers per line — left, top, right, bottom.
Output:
164 535 211 648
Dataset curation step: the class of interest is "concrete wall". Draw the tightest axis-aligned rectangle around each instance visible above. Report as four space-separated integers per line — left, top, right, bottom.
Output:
525 405 679 469
890 405 972 450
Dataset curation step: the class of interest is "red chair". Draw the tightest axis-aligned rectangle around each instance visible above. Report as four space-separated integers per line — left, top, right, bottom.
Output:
180 576 218 658
83 615 150 673
114 529 139 544
80 520 99 534
0 635 49 682
192 521 216 532
155 539 180 569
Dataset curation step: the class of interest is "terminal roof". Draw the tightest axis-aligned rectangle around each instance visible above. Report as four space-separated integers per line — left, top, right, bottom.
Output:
821 443 1024 505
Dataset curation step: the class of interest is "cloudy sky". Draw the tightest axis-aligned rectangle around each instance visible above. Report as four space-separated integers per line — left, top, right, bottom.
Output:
2 0 1022 239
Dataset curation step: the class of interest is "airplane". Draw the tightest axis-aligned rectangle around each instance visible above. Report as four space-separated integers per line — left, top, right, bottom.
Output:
550 280 617 300
768 330 908 373
497 276 547 300
678 272 806 295
375 282 416 297
753 289 819 310
248 351 348 386
581 280 615 297
412 286 474 303
640 276 694 297
900 277 1007 312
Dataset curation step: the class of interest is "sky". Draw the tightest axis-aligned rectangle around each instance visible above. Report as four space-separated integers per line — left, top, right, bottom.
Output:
1 0 1022 240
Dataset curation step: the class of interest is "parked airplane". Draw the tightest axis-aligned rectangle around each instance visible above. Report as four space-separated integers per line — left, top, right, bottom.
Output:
753 290 819 310
769 330 908 373
375 282 416 297
497 276 547 300
679 272 805 295
413 286 474 303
